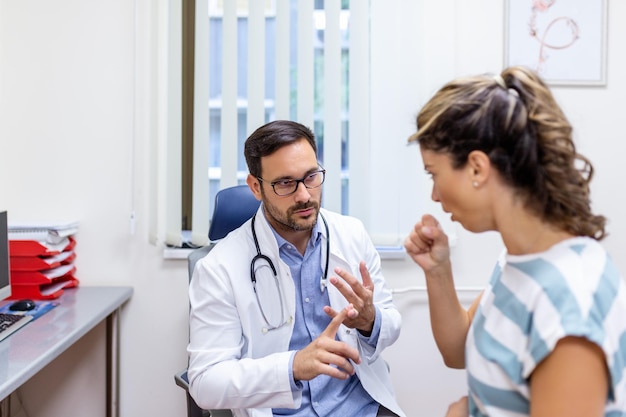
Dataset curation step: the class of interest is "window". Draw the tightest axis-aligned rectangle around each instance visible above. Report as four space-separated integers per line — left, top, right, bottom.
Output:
179 0 371 247
157 0 444 254
203 0 352 206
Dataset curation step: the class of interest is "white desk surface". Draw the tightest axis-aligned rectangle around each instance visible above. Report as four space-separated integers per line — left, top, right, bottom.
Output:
0 286 133 401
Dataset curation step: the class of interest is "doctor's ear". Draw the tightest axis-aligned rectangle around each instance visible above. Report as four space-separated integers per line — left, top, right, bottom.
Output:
246 174 263 200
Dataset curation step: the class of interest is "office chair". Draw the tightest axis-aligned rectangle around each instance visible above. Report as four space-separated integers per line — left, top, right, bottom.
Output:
175 184 261 417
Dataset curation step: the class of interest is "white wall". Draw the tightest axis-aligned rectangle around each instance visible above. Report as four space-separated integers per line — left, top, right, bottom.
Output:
1 1 624 416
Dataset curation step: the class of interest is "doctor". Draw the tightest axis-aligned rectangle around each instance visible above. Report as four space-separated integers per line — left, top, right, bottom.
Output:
188 120 405 417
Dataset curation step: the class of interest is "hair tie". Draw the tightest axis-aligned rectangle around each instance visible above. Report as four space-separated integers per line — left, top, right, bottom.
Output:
494 74 519 98
494 74 506 89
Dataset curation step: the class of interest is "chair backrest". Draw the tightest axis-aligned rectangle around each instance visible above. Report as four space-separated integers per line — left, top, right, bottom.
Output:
183 185 259 417
208 185 261 241
188 185 260 279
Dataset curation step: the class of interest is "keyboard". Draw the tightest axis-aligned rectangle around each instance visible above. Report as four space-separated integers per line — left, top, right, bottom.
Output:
0 312 33 342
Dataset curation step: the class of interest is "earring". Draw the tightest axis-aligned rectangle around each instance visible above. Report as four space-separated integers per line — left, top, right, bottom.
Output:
472 181 478 188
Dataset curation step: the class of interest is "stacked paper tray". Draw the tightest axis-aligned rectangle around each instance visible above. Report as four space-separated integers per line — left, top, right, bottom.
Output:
8 224 80 300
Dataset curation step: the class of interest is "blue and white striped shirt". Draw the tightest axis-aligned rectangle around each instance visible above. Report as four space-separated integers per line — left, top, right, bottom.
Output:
466 237 626 417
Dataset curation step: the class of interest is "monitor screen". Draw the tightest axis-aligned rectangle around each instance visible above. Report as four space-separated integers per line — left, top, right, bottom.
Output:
0 211 12 300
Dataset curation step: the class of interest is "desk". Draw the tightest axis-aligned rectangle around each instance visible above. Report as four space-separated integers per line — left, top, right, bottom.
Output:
0 286 133 417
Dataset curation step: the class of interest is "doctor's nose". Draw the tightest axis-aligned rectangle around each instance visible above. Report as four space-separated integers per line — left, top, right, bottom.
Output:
293 181 313 202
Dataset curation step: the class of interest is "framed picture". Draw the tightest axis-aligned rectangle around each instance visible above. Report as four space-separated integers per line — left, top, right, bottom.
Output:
504 0 607 86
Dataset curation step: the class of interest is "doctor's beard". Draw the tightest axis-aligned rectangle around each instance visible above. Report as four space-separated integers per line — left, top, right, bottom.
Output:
261 191 321 234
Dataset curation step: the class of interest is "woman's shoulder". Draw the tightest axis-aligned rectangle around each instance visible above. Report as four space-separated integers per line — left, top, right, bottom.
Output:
501 236 621 311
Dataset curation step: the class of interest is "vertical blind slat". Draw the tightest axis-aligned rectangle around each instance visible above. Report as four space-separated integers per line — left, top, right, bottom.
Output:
247 1 265 136
190 0 210 246
165 0 182 246
152 0 170 244
297 0 314 128
323 0 342 213
348 0 370 225
220 0 238 188
275 0 290 120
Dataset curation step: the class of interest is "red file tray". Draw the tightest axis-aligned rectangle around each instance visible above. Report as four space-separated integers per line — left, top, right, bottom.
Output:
11 264 77 285
8 277 79 300
9 237 76 257
10 251 76 272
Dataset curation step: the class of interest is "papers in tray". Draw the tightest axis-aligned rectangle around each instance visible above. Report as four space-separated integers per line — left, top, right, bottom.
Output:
11 264 76 285
9 236 76 256
9 278 78 300
7 220 80 300
10 250 76 271
8 221 79 244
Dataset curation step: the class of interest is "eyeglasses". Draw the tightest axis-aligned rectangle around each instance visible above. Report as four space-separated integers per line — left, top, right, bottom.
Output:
257 168 326 196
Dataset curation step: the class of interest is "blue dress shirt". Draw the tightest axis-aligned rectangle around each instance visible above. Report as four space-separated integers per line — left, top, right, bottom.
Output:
270 221 381 417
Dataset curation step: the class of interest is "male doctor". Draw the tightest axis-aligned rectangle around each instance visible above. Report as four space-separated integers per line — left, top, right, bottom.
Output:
188 120 405 417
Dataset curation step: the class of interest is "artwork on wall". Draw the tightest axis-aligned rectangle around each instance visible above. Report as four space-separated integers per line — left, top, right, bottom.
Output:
505 0 607 86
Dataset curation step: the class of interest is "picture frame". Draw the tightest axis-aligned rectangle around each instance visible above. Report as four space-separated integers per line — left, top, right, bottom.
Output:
504 0 608 86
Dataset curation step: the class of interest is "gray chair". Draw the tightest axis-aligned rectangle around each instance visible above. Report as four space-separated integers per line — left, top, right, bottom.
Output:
175 184 260 417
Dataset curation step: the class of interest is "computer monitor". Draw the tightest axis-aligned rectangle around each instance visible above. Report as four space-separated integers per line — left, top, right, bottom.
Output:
0 211 12 300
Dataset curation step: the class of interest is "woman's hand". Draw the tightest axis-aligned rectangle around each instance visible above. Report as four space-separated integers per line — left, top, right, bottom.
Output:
445 396 468 417
404 214 451 273
405 214 469 368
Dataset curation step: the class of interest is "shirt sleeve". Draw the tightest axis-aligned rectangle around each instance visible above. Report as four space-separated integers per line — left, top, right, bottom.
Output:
288 350 304 392
357 306 382 348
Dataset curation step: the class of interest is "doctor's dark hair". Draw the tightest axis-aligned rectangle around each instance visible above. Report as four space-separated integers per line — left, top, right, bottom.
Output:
244 120 318 177
409 65 606 240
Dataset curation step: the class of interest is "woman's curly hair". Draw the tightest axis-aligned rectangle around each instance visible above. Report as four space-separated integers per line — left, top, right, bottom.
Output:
409 65 606 240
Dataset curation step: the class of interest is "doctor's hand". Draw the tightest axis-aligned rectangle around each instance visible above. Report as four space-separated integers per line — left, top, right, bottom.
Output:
404 214 451 274
324 261 376 335
293 307 361 382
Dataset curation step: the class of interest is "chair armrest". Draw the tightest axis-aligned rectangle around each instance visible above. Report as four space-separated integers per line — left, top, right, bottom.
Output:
174 369 190 391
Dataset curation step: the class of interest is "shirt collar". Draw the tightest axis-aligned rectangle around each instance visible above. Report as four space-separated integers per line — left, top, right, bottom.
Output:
264 209 324 252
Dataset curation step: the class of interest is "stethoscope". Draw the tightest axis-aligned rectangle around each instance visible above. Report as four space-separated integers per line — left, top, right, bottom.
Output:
250 211 329 333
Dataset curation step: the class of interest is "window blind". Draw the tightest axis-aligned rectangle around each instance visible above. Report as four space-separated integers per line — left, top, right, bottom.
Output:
190 0 210 246
347 0 370 226
157 0 373 248
219 0 239 189
162 0 183 247
322 0 342 213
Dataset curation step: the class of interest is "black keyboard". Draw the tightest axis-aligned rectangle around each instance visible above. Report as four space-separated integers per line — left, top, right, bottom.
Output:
0 312 33 342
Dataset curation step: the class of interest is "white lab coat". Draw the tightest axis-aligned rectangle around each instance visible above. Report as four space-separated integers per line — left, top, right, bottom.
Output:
188 206 405 417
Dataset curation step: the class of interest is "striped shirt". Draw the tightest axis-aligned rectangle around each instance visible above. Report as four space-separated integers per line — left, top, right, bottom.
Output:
466 237 626 417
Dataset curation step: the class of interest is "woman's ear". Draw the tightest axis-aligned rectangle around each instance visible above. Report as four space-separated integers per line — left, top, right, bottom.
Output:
467 150 491 186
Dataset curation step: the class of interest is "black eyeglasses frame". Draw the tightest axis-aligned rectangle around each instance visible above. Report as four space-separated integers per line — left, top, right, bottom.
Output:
256 168 326 196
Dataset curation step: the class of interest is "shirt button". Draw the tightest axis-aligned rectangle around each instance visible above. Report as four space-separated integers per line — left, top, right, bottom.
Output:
305 297 310 303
